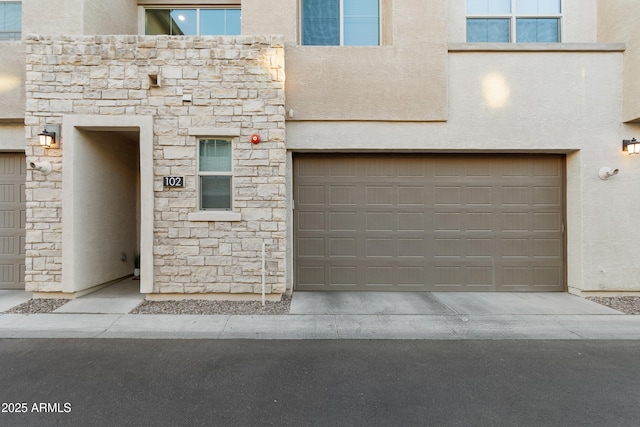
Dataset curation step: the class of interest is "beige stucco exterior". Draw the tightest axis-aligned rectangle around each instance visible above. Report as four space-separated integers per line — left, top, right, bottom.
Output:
283 0 449 121
597 0 640 122
22 0 137 36
0 43 25 121
0 0 638 297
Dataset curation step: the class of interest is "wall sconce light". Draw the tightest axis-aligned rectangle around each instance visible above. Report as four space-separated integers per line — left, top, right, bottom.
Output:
622 138 640 155
38 125 59 148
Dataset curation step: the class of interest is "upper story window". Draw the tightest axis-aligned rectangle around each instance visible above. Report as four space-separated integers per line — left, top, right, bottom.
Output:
302 0 380 46
145 8 240 36
466 0 561 43
0 1 21 41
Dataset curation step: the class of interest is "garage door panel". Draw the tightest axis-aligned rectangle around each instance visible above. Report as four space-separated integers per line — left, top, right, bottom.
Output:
466 238 493 257
367 266 394 285
330 211 357 231
330 157 357 177
398 212 425 231
330 238 357 257
298 211 325 231
502 238 530 258
434 186 461 205
434 238 461 257
330 186 357 205
298 237 325 257
0 153 26 289
294 154 564 292
0 236 15 255
398 238 425 258
398 186 425 205
533 212 562 232
502 186 530 205
533 186 561 205
0 184 15 202
367 212 394 231
465 212 492 231
466 187 493 205
434 212 461 231
330 266 358 286
534 160 562 177
298 185 325 205
297 266 325 287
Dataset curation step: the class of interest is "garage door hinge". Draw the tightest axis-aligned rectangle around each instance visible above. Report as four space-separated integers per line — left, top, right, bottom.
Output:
562 223 565 234
292 199 295 210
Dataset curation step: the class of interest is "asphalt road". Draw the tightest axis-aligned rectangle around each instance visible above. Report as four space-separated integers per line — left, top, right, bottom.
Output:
1 339 639 427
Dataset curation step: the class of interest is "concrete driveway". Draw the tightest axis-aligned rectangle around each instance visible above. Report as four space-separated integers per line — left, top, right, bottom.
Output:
289 292 621 315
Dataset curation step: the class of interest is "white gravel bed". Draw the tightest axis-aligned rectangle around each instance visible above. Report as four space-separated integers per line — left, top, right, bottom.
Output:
130 296 291 315
587 297 640 315
6 299 69 314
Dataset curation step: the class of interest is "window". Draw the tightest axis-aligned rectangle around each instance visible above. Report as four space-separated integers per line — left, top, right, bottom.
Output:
145 8 240 36
466 0 561 43
0 1 21 41
198 139 233 211
302 0 380 46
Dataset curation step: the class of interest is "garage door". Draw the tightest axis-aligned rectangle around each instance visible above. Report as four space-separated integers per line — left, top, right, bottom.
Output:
294 154 565 292
0 153 26 289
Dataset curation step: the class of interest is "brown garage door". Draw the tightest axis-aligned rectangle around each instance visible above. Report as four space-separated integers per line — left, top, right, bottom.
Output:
0 153 26 289
294 154 565 292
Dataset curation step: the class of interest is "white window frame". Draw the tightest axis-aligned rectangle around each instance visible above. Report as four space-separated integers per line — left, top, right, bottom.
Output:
300 0 382 46
0 1 21 42
188 128 241 222
465 0 563 43
140 6 241 36
197 137 234 211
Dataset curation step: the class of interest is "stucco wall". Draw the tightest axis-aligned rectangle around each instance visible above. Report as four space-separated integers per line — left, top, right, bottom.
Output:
598 0 640 122
282 0 449 121
0 43 25 121
23 0 137 36
0 125 26 151
287 46 640 293
24 35 287 296
83 0 138 35
23 0 84 35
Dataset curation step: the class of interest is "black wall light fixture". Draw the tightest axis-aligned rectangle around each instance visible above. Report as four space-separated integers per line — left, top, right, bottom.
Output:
623 138 640 155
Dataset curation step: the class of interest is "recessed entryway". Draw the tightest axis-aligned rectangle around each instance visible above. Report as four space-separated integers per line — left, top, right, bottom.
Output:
62 115 154 296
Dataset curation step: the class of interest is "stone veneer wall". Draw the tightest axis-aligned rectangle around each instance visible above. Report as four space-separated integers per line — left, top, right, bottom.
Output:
24 35 286 295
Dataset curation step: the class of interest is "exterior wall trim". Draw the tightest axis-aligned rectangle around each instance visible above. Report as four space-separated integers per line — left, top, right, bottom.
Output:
448 43 626 53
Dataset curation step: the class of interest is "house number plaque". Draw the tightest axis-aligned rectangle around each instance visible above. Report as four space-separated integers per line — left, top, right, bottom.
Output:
163 176 184 187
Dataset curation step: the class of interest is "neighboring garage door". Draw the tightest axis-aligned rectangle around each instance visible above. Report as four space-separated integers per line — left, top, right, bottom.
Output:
0 153 26 289
294 154 565 292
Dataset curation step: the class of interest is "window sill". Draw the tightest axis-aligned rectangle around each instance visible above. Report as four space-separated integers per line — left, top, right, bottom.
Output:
448 43 626 53
188 211 242 222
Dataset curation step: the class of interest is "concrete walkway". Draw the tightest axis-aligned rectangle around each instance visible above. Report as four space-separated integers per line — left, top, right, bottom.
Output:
2 288 640 340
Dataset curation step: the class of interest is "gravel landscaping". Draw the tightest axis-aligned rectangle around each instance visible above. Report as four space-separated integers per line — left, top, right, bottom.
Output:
587 296 640 315
130 296 291 315
7 299 69 314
